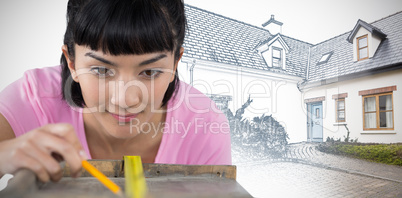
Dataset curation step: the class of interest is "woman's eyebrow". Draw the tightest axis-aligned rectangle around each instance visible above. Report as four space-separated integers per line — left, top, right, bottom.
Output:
139 54 167 66
85 52 117 66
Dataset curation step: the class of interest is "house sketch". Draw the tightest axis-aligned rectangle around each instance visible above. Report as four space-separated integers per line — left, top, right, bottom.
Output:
178 4 402 143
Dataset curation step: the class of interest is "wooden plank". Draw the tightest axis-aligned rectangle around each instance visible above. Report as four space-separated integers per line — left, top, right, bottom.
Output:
62 160 123 177
63 160 237 180
143 163 237 180
28 176 251 198
3 160 250 197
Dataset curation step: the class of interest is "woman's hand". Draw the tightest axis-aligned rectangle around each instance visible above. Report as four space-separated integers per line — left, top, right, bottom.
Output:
0 123 87 183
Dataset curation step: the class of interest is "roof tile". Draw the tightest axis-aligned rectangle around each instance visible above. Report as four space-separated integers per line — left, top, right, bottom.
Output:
183 4 311 77
307 11 402 82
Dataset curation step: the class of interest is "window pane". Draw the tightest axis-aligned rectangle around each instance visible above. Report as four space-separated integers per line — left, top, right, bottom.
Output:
319 54 329 63
364 97 376 112
380 112 393 128
359 48 368 59
337 100 345 110
365 112 376 128
273 49 281 58
315 108 320 118
338 110 345 120
272 58 280 67
359 37 367 48
379 95 392 111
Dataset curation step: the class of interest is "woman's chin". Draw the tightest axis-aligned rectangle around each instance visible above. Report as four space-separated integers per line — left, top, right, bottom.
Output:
107 124 140 139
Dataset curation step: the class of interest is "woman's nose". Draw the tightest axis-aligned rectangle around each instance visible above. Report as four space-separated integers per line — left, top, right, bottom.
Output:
110 80 144 110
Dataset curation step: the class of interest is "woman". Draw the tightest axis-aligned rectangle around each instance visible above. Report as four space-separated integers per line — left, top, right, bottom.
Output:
0 0 231 183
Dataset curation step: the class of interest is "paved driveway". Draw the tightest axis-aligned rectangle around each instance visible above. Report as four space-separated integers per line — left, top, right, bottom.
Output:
235 142 402 198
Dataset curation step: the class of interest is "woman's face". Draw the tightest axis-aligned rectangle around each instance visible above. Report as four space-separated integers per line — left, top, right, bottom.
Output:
65 44 181 139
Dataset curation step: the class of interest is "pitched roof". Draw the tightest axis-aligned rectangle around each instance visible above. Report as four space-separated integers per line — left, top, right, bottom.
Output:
183 4 311 78
183 5 402 83
307 11 402 83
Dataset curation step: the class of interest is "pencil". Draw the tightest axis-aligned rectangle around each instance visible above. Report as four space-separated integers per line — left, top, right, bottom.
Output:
81 160 122 196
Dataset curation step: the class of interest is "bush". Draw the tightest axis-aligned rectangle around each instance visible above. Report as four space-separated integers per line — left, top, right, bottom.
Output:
318 142 402 166
225 96 289 161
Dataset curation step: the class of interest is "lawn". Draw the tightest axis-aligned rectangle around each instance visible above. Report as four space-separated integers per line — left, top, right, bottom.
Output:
317 143 402 166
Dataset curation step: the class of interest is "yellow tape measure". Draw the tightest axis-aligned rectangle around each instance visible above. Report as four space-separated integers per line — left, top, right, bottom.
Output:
123 156 148 198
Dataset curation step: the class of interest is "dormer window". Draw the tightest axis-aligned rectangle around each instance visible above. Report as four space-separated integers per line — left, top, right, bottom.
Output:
357 35 368 61
347 19 386 62
272 47 282 68
256 34 290 70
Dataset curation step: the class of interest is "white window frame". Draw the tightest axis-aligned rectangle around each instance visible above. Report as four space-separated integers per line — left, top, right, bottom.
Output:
271 47 282 68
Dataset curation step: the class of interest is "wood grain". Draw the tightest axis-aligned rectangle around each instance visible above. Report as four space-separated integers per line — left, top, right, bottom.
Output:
2 160 250 197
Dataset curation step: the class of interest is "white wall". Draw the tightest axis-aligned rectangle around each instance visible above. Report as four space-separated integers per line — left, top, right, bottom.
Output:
303 69 402 143
0 0 68 91
179 59 307 143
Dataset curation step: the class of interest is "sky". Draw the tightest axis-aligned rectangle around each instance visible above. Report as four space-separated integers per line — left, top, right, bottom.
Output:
0 0 401 91
184 0 402 44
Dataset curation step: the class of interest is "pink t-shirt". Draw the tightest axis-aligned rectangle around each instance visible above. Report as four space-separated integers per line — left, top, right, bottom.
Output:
0 66 231 165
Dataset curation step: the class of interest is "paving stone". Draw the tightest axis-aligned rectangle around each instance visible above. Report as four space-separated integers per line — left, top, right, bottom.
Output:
234 142 402 197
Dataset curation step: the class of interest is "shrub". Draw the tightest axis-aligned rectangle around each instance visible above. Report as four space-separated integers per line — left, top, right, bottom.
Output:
318 143 402 166
224 96 289 161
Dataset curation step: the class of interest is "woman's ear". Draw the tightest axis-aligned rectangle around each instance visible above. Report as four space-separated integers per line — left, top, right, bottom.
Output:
171 47 184 82
62 45 79 82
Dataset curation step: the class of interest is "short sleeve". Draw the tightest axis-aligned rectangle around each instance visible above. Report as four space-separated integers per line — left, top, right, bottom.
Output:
0 66 72 137
0 72 42 137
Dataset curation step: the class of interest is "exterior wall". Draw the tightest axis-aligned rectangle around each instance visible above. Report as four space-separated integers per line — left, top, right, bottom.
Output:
302 69 402 143
352 28 383 61
178 59 307 143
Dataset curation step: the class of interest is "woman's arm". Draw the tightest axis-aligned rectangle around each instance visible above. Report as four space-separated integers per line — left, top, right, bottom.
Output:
0 113 15 140
0 113 85 182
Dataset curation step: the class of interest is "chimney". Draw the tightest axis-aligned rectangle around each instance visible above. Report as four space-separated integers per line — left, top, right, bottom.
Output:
262 14 283 35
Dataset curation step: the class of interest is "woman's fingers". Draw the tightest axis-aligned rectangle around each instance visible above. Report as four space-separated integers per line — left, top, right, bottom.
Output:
41 124 85 156
10 149 50 183
31 125 84 178
20 139 63 182
0 123 86 182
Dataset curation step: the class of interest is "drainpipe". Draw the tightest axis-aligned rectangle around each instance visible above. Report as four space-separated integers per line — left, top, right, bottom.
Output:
306 46 311 81
297 46 311 92
189 59 196 85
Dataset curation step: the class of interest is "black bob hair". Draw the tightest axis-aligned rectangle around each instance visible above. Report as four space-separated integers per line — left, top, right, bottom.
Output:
61 0 186 108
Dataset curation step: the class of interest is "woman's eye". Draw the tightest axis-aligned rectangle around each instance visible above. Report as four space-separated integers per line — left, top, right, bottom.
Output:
141 70 162 78
90 67 114 77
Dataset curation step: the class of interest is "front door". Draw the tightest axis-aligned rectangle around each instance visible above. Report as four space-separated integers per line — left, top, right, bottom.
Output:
308 102 323 142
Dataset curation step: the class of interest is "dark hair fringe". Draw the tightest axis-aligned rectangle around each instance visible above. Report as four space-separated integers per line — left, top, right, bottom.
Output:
61 0 186 108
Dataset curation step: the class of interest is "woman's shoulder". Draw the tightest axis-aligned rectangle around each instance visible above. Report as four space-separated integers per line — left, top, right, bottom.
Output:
22 65 63 98
0 65 81 137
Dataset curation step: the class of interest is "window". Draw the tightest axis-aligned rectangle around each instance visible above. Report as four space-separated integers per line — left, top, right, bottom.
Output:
317 52 333 65
272 47 282 68
363 93 393 130
357 35 368 61
335 99 345 122
207 94 232 111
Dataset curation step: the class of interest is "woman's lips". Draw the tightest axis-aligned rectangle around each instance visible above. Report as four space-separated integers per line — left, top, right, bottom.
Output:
110 113 138 122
